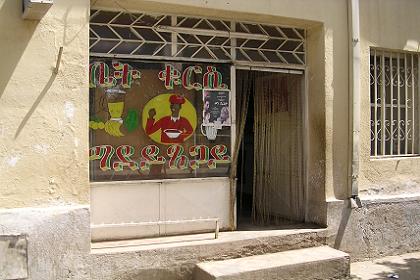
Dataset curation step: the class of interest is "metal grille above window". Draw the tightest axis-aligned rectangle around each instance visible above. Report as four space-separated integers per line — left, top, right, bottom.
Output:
370 49 420 157
90 10 306 66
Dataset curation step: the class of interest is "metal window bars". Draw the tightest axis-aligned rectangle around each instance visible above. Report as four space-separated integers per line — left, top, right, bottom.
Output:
89 10 306 67
370 48 420 157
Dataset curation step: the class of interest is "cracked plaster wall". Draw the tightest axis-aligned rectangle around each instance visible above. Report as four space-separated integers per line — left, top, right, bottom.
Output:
0 0 90 208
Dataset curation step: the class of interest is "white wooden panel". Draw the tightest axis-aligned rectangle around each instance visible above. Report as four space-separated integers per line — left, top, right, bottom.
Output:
91 182 160 224
90 178 230 241
91 182 160 241
91 224 160 241
161 178 230 234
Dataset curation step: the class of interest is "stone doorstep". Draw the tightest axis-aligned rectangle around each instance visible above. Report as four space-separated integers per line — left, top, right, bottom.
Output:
193 246 350 280
91 227 327 254
89 228 328 279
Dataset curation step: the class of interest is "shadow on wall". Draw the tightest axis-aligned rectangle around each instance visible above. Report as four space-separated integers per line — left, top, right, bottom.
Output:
350 257 420 280
4 0 89 139
61 1 89 48
333 200 351 250
0 0 38 99
14 73 57 139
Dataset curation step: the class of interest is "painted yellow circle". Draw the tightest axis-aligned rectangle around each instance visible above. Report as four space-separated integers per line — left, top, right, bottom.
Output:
142 94 197 145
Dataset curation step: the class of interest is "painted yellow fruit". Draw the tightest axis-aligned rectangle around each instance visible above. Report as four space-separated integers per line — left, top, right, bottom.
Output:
91 122 98 130
104 120 124 137
97 122 105 129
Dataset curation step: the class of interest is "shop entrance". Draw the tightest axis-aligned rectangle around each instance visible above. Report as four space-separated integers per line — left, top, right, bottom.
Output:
236 69 305 228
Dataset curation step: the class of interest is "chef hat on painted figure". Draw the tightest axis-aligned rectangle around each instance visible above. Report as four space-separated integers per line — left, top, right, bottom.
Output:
169 94 186 105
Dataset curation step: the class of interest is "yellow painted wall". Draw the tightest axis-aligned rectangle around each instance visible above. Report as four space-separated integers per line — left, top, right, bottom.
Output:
0 0 90 208
359 0 420 196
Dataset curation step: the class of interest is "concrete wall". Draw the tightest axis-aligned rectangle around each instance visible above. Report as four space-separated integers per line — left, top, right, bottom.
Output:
327 196 420 261
358 0 420 197
0 205 326 280
0 0 90 208
0 206 91 280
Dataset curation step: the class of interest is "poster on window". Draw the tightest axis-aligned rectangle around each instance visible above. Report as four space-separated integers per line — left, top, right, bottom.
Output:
203 89 231 126
88 59 232 182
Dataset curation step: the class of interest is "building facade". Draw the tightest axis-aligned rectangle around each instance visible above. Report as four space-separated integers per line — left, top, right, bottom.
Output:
0 0 419 279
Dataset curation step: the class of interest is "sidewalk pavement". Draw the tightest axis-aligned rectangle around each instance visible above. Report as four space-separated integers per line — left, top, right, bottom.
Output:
350 251 420 280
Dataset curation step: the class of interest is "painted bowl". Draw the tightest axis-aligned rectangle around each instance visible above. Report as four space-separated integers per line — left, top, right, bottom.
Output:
164 129 182 138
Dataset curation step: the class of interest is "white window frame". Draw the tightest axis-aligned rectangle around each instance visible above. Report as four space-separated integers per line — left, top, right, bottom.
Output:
89 10 306 68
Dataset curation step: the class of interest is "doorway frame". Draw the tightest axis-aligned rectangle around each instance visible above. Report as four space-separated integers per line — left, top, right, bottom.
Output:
231 64 308 229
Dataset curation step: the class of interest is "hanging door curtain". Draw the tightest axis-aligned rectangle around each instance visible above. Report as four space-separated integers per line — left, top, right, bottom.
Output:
234 71 304 225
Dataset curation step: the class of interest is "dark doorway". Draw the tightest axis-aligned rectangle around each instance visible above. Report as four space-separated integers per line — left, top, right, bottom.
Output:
236 69 305 229
236 88 254 223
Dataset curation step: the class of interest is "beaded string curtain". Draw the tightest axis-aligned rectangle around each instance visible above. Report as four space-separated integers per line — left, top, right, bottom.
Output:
234 71 304 225
251 72 304 224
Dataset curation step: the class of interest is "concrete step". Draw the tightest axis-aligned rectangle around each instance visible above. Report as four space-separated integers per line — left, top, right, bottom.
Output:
193 246 350 280
91 228 327 280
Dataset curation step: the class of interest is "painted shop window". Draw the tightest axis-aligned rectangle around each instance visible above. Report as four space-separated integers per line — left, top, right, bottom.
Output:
89 59 232 181
370 49 420 157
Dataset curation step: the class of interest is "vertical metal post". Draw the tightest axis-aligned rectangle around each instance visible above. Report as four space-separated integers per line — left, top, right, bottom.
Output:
230 21 236 61
404 53 408 154
397 53 401 155
390 52 394 155
418 55 420 153
303 66 310 219
381 51 386 155
411 54 415 154
374 50 378 156
215 220 219 239
230 64 237 151
349 0 361 198
230 65 237 230
171 16 177 57
230 21 237 230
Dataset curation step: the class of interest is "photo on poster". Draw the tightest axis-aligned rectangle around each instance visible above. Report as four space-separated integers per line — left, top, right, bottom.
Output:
202 89 231 126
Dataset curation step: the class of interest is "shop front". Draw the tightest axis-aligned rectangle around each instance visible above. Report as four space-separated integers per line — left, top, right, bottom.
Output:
88 9 308 241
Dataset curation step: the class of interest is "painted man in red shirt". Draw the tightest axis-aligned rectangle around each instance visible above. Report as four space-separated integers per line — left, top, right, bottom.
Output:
146 94 194 144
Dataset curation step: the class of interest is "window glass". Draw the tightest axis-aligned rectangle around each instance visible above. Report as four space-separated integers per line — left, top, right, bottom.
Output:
89 59 232 181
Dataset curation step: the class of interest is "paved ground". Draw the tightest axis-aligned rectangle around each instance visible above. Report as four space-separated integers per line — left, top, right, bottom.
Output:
350 251 420 280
